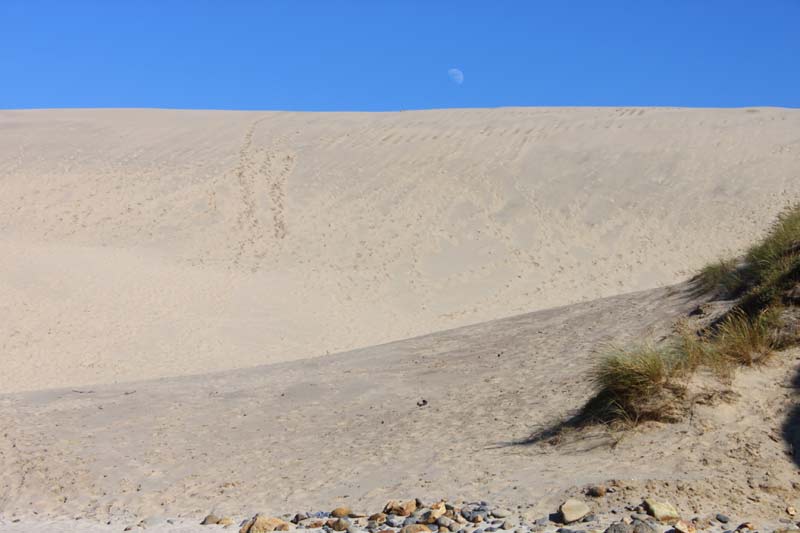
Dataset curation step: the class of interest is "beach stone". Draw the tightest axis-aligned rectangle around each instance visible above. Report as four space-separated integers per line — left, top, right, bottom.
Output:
331 519 351 531
604 523 633 533
300 519 326 528
673 520 695 533
219 517 235 527
632 520 658 533
387 516 405 528
643 499 680 523
502 521 513 530
333 509 353 519
370 514 388 525
587 485 607 498
429 503 447 522
240 515 292 533
401 525 432 533
790 507 798 517
560 500 590 524
438 517 454 528
492 510 511 519
449 524 460 532
716 515 730 524
202 514 220 525
386 501 418 517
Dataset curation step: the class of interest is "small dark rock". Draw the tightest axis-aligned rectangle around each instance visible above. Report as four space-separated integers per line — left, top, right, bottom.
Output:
632 519 658 533
587 485 607 498
604 523 634 533
716 515 730 524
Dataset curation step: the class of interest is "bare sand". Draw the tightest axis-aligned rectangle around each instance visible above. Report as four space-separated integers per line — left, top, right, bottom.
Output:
1 108 800 531
2 283 799 531
2 107 800 392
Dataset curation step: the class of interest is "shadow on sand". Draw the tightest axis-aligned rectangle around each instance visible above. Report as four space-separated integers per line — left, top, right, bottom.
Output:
782 364 800 467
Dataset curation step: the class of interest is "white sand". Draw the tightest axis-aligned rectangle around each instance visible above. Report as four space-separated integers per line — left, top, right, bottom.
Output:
2 107 800 531
2 107 799 392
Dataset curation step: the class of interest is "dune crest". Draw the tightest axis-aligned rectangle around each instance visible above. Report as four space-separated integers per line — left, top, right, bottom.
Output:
1 107 799 392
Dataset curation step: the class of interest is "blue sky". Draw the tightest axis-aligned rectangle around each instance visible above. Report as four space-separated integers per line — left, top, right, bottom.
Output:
2 1 798 111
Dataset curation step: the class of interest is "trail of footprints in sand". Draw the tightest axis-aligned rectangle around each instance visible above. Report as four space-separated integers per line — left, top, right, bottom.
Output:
232 117 295 269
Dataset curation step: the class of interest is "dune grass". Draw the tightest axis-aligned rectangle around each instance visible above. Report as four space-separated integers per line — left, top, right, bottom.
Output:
713 308 779 365
696 258 741 296
697 202 800 309
581 344 686 424
580 204 800 427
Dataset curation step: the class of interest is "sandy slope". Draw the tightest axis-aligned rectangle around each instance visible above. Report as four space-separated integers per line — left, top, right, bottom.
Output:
0 284 696 524
2 283 799 531
2 107 800 392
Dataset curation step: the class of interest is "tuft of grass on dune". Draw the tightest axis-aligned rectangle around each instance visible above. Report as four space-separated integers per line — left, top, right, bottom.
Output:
713 308 779 366
580 344 686 425
696 258 741 296
575 203 800 431
697 202 800 311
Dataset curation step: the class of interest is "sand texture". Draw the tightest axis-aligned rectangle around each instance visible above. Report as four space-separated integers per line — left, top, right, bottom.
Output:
2 107 800 392
2 108 800 531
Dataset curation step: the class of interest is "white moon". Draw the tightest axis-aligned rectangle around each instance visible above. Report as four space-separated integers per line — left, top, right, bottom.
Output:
447 68 464 85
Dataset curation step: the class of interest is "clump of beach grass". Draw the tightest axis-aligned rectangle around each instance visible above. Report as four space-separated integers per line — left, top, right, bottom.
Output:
581 343 687 425
697 202 800 313
713 308 779 366
579 203 800 429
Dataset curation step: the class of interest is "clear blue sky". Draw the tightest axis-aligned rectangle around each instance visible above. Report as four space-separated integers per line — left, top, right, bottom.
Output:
2 1 799 111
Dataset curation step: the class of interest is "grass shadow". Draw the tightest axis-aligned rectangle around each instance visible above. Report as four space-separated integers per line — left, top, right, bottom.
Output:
781 363 800 467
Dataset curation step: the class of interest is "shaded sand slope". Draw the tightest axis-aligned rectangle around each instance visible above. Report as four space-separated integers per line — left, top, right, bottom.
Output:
2 107 800 391
2 283 799 528
0 284 697 522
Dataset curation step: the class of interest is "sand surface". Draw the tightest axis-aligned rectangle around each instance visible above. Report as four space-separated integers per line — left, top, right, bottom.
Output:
2 107 800 392
2 107 800 531
2 283 799 531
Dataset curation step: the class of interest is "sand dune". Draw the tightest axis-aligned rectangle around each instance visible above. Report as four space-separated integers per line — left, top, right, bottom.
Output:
0 284 703 522
2 283 799 530
2 107 800 392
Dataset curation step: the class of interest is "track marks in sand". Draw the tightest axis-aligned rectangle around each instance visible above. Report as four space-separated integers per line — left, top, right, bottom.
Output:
231 118 295 269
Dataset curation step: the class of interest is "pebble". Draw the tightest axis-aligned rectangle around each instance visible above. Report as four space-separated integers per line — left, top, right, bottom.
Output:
631 520 658 533
331 518 351 532
643 499 679 523
560 499 591 524
604 523 633 533
716 515 730 524
200 514 220 525
674 519 696 533
387 516 405 528
587 485 607 498
332 508 353 519
492 510 511 519
400 525 432 533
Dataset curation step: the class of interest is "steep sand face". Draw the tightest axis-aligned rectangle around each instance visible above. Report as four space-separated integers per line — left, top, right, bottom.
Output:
1 107 799 391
